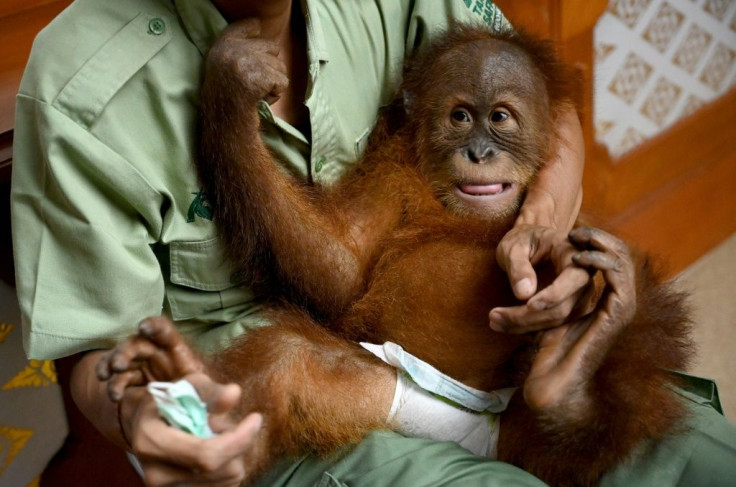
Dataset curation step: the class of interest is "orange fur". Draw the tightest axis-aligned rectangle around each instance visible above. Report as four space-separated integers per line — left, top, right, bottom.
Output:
193 25 694 485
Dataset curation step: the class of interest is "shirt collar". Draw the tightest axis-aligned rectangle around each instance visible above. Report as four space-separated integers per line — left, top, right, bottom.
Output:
172 0 228 56
172 0 329 64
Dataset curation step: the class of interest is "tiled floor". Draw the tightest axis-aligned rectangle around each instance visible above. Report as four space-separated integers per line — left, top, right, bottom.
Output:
0 280 66 487
0 234 734 486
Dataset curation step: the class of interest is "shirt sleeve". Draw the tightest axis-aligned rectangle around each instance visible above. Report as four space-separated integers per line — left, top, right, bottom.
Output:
12 94 167 359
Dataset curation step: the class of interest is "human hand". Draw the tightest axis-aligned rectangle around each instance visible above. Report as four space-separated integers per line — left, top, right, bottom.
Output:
521 227 636 421
114 374 262 486
490 224 597 333
97 317 264 486
204 18 289 105
97 316 206 397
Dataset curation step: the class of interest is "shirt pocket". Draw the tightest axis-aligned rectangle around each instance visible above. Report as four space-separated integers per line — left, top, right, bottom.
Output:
53 12 173 129
165 237 255 321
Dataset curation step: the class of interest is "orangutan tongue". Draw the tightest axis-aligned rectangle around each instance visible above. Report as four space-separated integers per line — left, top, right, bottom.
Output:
460 183 504 195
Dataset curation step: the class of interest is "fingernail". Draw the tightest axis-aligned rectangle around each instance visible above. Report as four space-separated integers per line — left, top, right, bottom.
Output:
139 320 152 335
96 365 109 380
529 299 548 311
489 311 507 331
111 357 126 372
514 278 533 297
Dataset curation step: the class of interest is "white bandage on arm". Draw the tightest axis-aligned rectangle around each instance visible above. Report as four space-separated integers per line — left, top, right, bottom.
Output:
362 341 517 459
388 370 501 458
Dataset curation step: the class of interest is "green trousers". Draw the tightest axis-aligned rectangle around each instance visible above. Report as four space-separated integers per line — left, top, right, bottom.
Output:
256 375 736 486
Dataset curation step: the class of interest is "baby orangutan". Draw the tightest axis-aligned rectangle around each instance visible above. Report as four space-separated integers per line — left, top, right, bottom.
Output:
98 23 693 486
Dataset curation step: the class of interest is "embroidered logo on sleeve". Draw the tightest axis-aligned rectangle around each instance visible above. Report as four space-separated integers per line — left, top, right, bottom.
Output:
187 191 213 223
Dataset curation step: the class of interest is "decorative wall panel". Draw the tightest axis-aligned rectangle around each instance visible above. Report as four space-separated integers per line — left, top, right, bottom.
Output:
595 0 736 159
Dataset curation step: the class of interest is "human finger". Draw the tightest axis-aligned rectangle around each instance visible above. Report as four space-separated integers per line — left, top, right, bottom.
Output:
184 374 244 432
139 415 262 486
526 265 591 312
490 262 587 334
187 374 241 412
107 369 146 402
497 225 567 300
136 412 262 474
490 297 576 334
496 237 539 300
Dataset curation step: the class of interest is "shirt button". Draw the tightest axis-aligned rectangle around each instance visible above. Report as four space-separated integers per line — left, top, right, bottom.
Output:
314 156 326 173
148 18 166 36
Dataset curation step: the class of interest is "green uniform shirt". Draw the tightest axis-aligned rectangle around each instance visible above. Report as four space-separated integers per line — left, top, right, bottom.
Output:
12 3 736 484
12 0 509 359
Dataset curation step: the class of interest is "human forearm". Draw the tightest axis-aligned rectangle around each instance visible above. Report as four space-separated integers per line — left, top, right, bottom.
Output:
70 350 131 450
97 315 396 481
516 105 584 232
492 105 586 310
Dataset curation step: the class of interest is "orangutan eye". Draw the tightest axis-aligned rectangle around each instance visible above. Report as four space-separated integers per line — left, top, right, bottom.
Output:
490 110 510 123
451 109 472 123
